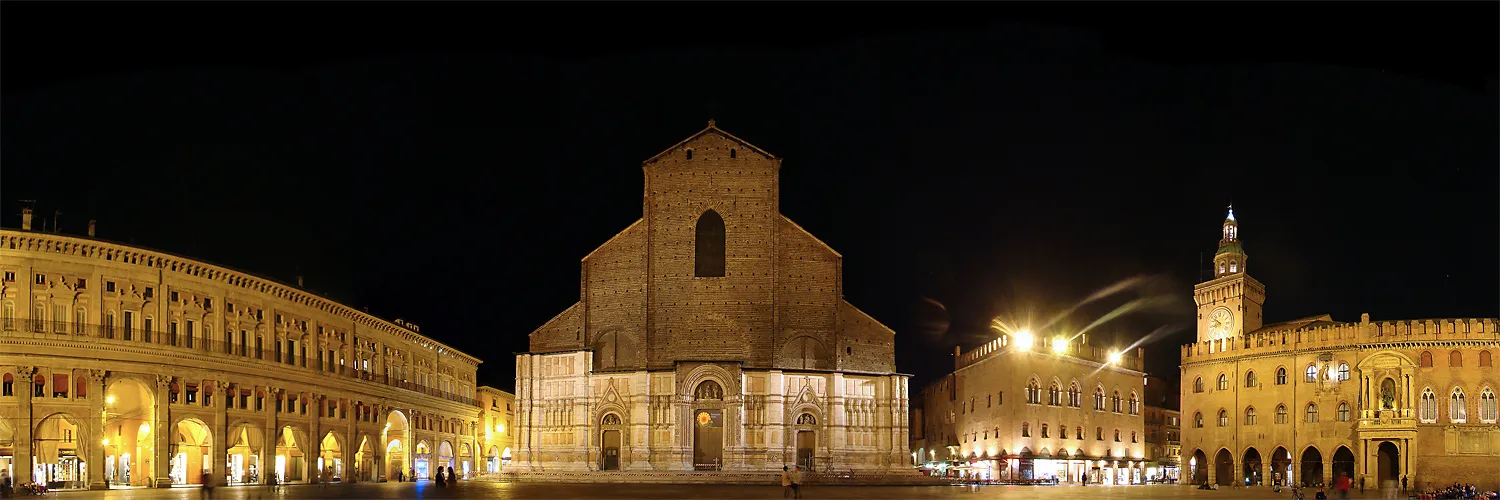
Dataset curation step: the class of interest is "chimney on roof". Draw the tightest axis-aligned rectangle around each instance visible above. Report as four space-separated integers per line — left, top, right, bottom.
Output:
297 276 304 288
88 220 96 237
21 208 32 231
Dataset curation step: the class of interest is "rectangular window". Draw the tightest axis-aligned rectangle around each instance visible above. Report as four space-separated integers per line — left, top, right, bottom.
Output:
3 271 15 282
105 281 116 292
170 291 179 302
186 320 196 348
143 317 153 343
144 287 154 299
35 273 46 285
123 311 134 340
169 321 179 346
76 278 87 290
203 298 212 310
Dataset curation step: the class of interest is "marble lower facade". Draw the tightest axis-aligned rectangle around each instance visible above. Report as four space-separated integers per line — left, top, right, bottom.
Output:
511 351 913 475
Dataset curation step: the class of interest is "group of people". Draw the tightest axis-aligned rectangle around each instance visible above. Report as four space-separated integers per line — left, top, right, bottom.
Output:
780 465 805 498
1420 482 1496 500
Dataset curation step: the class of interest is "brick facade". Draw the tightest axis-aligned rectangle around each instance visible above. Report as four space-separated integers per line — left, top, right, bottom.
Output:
514 122 911 476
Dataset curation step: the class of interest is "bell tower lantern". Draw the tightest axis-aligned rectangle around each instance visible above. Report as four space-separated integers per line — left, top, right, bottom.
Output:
1194 205 1265 342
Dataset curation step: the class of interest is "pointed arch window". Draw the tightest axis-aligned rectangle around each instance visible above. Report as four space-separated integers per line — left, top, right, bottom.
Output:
1192 413 1202 428
1026 379 1041 405
1480 351 1493 367
1068 383 1081 408
1449 387 1467 423
1217 374 1228 391
1479 388 1497 423
1304 403 1319 422
1419 351 1433 367
1245 370 1257 388
1448 351 1463 367
1048 383 1061 406
694 210 726 277
1111 391 1122 413
1192 377 1203 393
1021 422 1030 437
1129 392 1140 415
1337 363 1350 381
1275 367 1287 385
1244 406 1257 425
1092 387 1105 410
1337 402 1350 422
1275 404 1288 424
1217 409 1228 427
1305 365 1318 383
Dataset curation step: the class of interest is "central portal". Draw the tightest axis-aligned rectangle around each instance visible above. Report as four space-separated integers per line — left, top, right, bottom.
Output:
693 409 723 470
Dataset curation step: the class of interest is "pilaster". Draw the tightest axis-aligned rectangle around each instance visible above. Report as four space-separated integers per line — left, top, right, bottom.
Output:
153 374 171 487
261 386 279 485
87 370 107 490
15 366 35 484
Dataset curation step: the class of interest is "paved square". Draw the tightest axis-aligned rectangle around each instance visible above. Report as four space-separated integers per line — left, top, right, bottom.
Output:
68 482 1406 499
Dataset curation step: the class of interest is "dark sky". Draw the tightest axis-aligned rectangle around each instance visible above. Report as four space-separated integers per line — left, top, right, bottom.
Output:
4 3 1497 396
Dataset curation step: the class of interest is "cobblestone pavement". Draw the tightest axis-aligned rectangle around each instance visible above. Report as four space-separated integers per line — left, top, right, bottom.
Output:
55 482 1403 499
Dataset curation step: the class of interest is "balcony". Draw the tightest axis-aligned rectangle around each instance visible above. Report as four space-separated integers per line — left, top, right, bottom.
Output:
1 318 478 407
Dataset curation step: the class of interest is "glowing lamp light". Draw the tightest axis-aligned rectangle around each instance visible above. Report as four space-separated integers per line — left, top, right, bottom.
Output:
101 438 110 446
1108 350 1123 365
1014 330 1034 351
105 395 116 405
1051 337 1068 354
495 424 505 434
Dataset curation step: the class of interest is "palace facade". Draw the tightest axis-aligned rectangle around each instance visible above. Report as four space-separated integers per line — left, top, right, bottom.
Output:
0 219 484 489
911 332 1148 484
512 122 912 475
476 386 515 473
1179 208 1500 490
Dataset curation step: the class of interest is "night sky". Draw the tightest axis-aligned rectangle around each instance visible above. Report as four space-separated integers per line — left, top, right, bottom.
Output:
4 3 1497 396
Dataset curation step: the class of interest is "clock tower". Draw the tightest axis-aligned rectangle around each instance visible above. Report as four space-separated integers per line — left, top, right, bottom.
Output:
1194 206 1266 342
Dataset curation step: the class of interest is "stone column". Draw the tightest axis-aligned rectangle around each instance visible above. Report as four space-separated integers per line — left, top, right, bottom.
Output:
403 410 414 478
153 375 172 487
15 366 36 484
88 370 108 490
261 387 279 485
309 394 322 483
766 371 786 464
211 381 229 486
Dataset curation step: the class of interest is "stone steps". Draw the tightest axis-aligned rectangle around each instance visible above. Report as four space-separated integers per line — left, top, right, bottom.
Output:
481 470 951 486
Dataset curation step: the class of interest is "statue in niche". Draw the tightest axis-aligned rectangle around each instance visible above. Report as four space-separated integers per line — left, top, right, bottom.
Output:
1380 378 1397 410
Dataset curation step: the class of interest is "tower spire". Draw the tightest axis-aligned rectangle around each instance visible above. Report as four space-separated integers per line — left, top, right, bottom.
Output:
1211 204 1246 278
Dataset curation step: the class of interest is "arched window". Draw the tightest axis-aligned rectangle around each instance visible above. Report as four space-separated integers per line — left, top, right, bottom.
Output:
1244 406 1258 425
1419 351 1433 367
1026 379 1041 405
1193 377 1204 393
1192 413 1203 428
1337 363 1349 381
1096 427 1104 440
1305 403 1319 422
1419 388 1438 422
1 373 12 396
1448 351 1463 367
694 210 726 277
1217 409 1229 427
1229 262 1237 273
694 380 724 400
1048 383 1061 406
1111 391 1122 413
1041 423 1049 438
1245 370 1257 387
1021 422 1030 437
1275 404 1288 424
1075 426 1083 439
1481 351 1493 367
1275 367 1287 385
1449 388 1467 423
1480 388 1498 423
1068 383 1081 407
1114 429 1121 442
1130 431 1137 443
1337 402 1350 422
1217 374 1228 391
1305 365 1318 383
1129 392 1140 415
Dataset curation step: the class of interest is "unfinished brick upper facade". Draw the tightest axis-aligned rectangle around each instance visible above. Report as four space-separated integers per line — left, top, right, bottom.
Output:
514 122 911 475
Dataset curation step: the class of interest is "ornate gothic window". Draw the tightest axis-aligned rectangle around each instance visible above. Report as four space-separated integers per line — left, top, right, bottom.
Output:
1094 387 1106 409
1449 387 1467 423
694 380 724 400
1068 383 1081 408
1041 423 1049 438
1026 379 1041 405
1419 388 1438 422
1479 388 1497 423
694 210 726 277
1112 391 1122 413
1129 392 1140 415
1048 383 1061 406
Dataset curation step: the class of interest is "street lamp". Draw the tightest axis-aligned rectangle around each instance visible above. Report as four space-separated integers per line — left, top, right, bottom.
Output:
1014 330 1034 351
1108 350 1123 365
1051 337 1068 354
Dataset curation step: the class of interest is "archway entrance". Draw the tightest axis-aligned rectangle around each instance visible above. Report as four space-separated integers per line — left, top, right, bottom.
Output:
413 441 430 480
486 445 500 473
1190 450 1208 485
102 378 155 487
33 413 85 490
383 410 409 481
1300 447 1324 487
1214 448 1234 486
169 419 212 485
1242 448 1263 485
437 441 454 476
1331 446 1355 486
353 436 374 482
274 426 308 483
1271 446 1292 487
459 443 472 478
599 412 623 472
1376 442 1399 484
318 432 342 482
796 431 816 471
691 380 725 471
225 424 263 485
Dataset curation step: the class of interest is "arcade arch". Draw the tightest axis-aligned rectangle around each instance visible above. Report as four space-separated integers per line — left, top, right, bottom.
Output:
102 378 155 487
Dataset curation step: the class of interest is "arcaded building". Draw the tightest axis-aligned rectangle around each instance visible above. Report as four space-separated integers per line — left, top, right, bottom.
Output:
1179 208 1500 490
0 218 483 489
476 386 515 473
912 332 1148 484
512 122 912 474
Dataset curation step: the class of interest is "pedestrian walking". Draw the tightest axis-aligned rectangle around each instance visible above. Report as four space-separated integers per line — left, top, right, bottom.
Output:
781 466 793 498
791 465 804 499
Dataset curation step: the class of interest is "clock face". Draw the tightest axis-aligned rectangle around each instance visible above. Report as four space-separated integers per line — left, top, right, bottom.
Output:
1208 307 1235 338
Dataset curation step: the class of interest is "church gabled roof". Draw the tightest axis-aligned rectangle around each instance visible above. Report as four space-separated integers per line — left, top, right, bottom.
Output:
642 120 778 165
